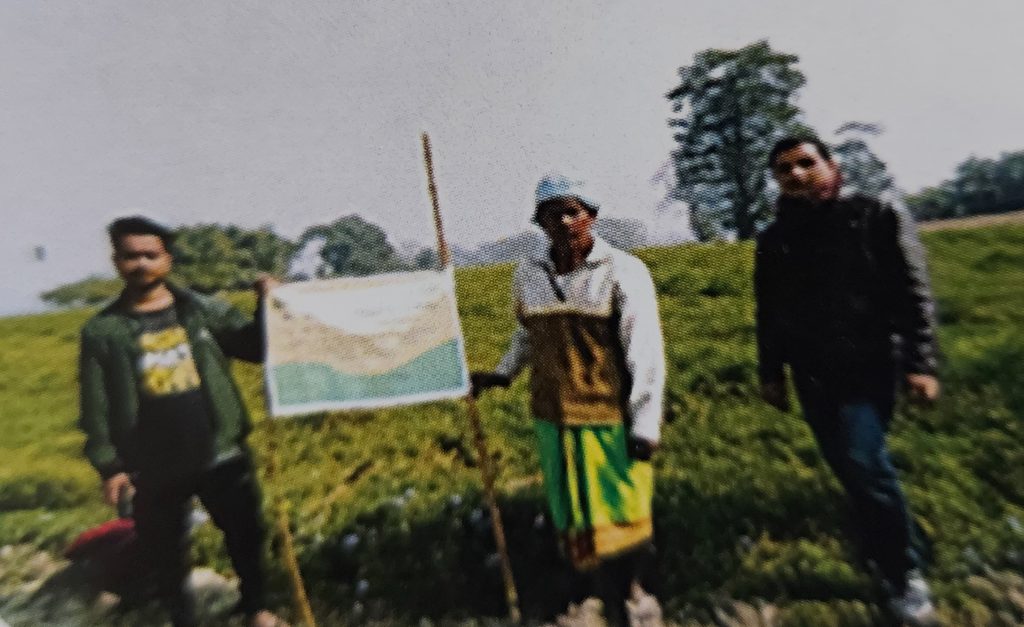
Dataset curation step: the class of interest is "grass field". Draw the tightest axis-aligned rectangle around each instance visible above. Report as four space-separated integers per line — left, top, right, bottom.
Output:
2 224 1023 625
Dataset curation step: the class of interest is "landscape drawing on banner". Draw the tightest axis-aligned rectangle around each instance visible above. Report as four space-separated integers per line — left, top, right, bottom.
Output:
264 268 470 416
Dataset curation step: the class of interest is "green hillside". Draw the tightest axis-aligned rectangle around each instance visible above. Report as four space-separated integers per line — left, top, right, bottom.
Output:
2 225 1023 625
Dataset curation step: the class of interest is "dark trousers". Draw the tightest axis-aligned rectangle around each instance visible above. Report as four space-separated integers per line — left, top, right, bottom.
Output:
592 542 658 627
794 374 921 588
133 455 268 627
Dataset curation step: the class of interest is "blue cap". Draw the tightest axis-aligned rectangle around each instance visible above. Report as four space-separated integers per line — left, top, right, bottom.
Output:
534 172 600 212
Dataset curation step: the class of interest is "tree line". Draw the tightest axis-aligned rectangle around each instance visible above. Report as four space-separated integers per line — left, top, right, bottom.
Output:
41 215 417 307
903 151 1024 221
40 214 650 307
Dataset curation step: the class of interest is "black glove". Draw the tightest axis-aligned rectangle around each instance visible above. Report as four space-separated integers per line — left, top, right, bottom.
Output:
627 436 657 461
469 372 511 398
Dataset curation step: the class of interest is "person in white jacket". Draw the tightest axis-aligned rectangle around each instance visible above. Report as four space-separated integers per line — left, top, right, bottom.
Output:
472 173 666 625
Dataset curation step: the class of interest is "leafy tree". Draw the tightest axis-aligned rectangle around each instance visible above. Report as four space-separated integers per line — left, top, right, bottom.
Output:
666 40 807 240
832 122 894 198
41 223 296 306
40 275 122 307
952 157 1001 216
903 185 954 221
172 225 251 292
173 224 296 292
298 214 407 277
905 150 1024 220
992 151 1024 212
236 227 297 278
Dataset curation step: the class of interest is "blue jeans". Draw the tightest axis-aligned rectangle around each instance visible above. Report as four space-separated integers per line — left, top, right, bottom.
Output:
794 375 922 587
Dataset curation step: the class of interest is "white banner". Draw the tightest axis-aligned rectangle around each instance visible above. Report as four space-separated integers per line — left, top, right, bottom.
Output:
264 268 470 417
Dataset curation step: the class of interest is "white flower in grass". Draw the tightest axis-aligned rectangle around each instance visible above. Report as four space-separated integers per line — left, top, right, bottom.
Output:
355 579 370 597
342 533 360 552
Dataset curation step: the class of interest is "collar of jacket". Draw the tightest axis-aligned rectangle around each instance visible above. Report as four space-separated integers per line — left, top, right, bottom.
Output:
530 235 614 270
92 282 207 368
106 281 203 326
775 195 850 230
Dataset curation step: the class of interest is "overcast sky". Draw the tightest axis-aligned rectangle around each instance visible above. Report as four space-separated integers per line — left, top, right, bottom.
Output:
2 1 1022 315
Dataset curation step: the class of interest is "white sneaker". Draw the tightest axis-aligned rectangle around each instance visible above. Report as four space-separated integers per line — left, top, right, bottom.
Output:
887 570 938 626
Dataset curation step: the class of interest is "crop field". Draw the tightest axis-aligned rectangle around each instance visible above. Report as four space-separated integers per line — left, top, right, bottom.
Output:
1 224 1023 625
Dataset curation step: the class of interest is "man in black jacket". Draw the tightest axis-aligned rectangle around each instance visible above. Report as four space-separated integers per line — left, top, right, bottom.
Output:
79 216 288 627
754 137 939 625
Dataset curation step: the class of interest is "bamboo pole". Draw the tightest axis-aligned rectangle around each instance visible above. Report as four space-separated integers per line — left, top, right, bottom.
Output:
464 396 522 624
421 133 451 268
267 441 318 627
261 306 318 627
421 132 522 623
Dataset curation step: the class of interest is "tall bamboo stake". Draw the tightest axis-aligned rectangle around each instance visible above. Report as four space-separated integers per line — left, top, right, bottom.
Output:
261 308 318 626
421 132 522 623
422 134 451 268
268 443 317 627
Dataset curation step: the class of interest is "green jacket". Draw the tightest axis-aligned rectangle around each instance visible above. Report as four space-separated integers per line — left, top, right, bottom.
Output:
78 284 264 479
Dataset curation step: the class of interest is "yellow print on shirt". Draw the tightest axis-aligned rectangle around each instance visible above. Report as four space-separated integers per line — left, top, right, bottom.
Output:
138 326 201 396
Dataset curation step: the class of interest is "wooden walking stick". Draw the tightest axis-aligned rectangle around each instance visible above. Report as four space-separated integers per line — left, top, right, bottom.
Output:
267 439 317 626
261 316 318 626
421 132 522 623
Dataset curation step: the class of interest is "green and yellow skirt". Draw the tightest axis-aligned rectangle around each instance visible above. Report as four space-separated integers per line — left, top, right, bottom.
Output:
534 419 654 571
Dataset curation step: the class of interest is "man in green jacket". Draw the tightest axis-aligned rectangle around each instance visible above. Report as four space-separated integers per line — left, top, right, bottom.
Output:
78 216 287 627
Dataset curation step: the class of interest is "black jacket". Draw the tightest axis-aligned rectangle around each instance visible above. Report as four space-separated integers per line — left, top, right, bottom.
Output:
79 284 265 479
754 194 938 390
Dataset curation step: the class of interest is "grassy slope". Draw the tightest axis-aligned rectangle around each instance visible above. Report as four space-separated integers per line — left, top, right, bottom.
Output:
1 225 1023 625
919 209 1024 232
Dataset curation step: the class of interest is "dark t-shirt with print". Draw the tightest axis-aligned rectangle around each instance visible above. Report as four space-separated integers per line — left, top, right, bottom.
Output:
131 305 215 481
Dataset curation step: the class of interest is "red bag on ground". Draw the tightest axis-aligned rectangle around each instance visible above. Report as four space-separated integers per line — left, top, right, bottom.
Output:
64 518 136 561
